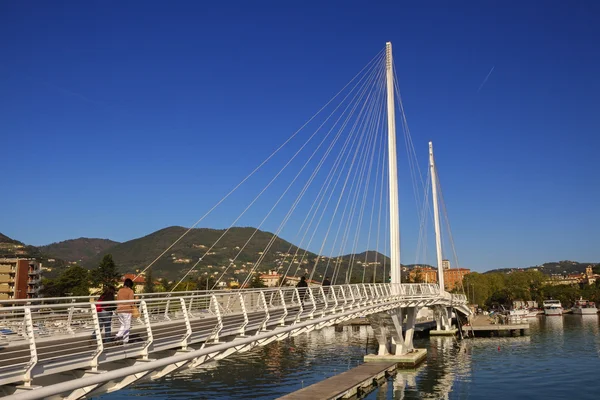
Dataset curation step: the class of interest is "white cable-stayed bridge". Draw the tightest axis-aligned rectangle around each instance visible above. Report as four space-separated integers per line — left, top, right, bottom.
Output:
0 42 470 399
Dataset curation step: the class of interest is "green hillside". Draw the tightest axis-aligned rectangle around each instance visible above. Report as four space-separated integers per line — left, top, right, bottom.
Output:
486 260 596 276
39 238 119 262
80 226 395 283
0 232 23 245
85 226 314 281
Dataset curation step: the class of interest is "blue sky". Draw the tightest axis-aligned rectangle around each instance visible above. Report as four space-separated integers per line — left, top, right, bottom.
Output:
1 1 598 271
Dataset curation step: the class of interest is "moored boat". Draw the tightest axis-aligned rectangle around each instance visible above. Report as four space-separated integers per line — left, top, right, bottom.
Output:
572 299 597 315
543 300 563 316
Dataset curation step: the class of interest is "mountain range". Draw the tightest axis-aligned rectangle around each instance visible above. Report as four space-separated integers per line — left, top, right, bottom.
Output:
0 229 596 282
0 227 393 282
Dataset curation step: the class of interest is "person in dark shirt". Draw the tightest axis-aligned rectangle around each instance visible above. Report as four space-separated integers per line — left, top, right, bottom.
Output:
296 276 308 308
93 286 116 341
322 276 332 297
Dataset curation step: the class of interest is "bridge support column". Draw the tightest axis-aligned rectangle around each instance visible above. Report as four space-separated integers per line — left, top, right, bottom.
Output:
403 307 418 352
367 313 391 355
431 306 457 336
389 308 408 355
365 307 427 367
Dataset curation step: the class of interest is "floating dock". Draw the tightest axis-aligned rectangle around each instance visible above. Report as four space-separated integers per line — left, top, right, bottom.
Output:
429 328 458 336
464 315 530 337
364 348 427 368
278 361 398 400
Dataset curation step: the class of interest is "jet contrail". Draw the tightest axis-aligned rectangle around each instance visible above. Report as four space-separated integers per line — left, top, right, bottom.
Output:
477 66 495 93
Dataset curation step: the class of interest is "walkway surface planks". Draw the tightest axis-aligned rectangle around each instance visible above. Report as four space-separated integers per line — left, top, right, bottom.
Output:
279 361 397 400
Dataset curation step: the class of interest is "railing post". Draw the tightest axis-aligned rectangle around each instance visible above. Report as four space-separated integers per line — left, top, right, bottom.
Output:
340 285 348 310
209 294 223 342
307 288 316 319
90 303 103 370
278 289 288 325
362 284 370 305
238 292 249 334
164 295 172 321
23 307 38 385
259 291 270 331
380 283 388 299
368 284 376 304
293 288 304 322
140 300 153 359
188 294 195 316
319 286 328 317
347 285 356 308
66 297 76 335
179 298 192 350
332 285 339 311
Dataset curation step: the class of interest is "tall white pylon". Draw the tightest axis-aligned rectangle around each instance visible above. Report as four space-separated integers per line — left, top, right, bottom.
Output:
386 42 401 284
429 141 445 292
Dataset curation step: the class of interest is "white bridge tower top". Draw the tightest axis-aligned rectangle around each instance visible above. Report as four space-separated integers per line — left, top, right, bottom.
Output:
386 42 401 284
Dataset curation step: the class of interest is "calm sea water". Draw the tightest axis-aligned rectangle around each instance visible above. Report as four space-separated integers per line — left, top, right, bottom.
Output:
101 315 600 399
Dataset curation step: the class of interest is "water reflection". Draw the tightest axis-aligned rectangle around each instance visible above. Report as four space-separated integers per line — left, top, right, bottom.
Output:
100 317 600 400
104 325 376 400
365 337 472 400
540 315 564 333
578 315 599 334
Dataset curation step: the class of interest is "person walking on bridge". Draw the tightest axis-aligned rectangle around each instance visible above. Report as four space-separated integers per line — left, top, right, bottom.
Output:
93 285 116 342
322 276 332 297
297 276 308 309
115 278 135 344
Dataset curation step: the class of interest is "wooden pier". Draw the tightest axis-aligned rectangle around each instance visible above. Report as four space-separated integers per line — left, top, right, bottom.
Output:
278 362 397 400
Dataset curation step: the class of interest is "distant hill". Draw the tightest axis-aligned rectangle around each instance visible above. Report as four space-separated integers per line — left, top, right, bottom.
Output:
0 232 23 245
83 226 399 282
0 232 68 277
5 228 598 284
39 238 119 263
0 232 31 257
85 226 316 281
485 260 597 276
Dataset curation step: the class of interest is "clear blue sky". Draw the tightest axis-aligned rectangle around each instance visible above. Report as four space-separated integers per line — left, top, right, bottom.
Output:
1 1 598 271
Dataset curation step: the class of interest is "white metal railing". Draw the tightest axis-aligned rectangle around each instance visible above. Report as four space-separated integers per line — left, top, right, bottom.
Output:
0 283 466 390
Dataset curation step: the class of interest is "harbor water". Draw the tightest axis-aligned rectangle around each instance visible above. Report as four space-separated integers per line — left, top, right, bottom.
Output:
100 315 600 399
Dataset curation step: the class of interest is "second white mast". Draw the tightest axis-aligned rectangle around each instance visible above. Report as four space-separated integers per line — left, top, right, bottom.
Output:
429 141 445 292
386 42 401 284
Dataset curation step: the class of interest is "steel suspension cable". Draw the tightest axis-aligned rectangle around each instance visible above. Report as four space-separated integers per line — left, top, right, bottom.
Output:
136 49 385 282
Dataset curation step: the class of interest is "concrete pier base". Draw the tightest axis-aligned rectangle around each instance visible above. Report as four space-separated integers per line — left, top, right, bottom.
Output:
429 328 458 336
364 349 427 368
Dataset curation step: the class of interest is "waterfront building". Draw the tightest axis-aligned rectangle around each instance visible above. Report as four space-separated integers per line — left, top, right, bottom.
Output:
408 266 438 283
0 258 42 300
444 268 471 290
545 266 599 287
407 265 471 291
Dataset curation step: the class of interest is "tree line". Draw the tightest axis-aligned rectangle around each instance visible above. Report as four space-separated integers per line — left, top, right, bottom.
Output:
458 269 600 309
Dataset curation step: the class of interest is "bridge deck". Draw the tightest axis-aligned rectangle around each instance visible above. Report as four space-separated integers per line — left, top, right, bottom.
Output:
278 361 397 400
0 284 467 399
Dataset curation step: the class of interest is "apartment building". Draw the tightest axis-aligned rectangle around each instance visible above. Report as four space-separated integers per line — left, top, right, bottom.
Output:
0 258 42 300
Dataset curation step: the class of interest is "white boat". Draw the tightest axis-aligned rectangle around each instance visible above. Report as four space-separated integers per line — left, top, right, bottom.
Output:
500 307 530 323
526 309 539 318
543 300 563 316
572 299 598 315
